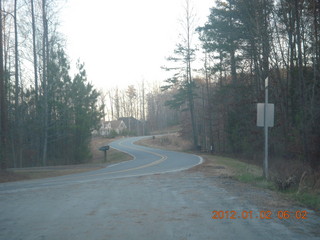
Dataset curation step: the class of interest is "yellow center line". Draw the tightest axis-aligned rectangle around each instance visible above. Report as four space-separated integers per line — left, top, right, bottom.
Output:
71 139 168 178
42 138 168 182
101 139 168 174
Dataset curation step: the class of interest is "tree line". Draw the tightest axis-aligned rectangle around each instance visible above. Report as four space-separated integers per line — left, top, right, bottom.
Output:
99 81 178 135
0 0 101 168
158 0 320 170
100 84 146 124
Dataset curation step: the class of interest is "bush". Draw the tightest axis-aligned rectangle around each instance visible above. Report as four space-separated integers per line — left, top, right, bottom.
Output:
107 129 118 138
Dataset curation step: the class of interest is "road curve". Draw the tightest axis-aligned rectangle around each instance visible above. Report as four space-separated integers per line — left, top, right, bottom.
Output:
107 136 203 177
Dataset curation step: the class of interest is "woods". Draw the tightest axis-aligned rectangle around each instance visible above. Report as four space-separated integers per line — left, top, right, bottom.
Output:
0 0 101 168
200 0 320 169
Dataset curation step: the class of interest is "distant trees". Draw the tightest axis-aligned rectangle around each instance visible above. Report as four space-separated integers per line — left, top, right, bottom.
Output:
0 0 101 168
146 87 179 133
103 85 141 121
98 80 180 136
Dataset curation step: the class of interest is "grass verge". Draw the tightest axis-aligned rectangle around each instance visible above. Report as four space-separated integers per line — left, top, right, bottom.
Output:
210 155 276 190
0 166 103 182
204 154 319 210
293 193 320 210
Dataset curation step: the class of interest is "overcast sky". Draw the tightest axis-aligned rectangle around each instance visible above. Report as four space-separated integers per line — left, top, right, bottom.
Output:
60 0 214 90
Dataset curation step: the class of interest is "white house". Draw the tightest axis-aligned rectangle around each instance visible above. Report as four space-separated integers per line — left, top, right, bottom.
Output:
99 120 127 136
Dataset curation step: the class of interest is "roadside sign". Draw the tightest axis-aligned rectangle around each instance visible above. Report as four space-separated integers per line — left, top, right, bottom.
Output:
257 103 274 127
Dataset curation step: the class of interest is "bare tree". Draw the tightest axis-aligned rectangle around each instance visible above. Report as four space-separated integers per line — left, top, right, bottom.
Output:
162 0 198 147
114 87 120 119
31 0 38 101
42 0 48 166
0 0 9 169
140 79 146 135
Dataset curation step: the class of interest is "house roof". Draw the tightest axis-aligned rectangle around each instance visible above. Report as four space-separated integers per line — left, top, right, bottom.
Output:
107 120 126 129
118 117 141 123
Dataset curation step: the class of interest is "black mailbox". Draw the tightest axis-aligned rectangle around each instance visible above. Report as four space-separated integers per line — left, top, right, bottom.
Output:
99 145 110 151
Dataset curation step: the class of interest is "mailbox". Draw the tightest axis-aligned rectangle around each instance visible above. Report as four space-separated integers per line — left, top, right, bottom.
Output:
99 145 110 151
99 145 110 162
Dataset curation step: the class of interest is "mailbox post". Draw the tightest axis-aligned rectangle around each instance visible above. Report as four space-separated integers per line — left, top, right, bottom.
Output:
99 145 110 162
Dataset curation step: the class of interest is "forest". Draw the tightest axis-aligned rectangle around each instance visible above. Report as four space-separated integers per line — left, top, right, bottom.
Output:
0 0 320 184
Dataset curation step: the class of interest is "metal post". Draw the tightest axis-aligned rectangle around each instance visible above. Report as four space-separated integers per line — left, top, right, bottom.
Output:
263 77 269 179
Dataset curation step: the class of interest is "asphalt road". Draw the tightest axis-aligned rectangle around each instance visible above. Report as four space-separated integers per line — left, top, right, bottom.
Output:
0 136 319 240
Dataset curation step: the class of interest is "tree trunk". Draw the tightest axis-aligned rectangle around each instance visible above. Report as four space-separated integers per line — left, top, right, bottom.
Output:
262 0 270 84
288 3 297 126
311 0 319 126
31 0 38 101
13 0 21 168
0 0 9 169
295 0 309 163
42 0 48 166
230 47 237 84
14 0 19 116
204 52 213 153
141 80 145 135
185 0 198 148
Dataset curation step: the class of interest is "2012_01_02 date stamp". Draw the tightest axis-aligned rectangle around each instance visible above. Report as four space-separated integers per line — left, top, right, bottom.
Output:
211 210 309 220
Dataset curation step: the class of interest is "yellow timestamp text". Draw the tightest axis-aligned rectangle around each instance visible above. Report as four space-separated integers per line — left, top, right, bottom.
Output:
211 210 308 220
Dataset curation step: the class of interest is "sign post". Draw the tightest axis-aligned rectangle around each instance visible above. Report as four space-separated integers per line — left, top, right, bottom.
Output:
257 77 274 180
264 77 269 180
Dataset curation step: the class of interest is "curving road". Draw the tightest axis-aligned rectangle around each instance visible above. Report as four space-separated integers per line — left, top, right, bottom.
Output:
0 137 318 240
107 136 203 177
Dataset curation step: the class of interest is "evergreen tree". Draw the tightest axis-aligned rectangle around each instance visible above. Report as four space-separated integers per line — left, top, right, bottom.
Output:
70 62 101 163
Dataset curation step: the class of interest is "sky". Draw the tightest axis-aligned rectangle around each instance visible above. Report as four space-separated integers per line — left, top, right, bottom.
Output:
60 0 214 91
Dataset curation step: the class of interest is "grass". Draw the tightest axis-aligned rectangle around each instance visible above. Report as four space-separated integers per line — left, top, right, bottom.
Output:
106 149 132 164
137 134 193 152
293 193 320 210
212 155 276 189
206 155 319 210
4 167 103 181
